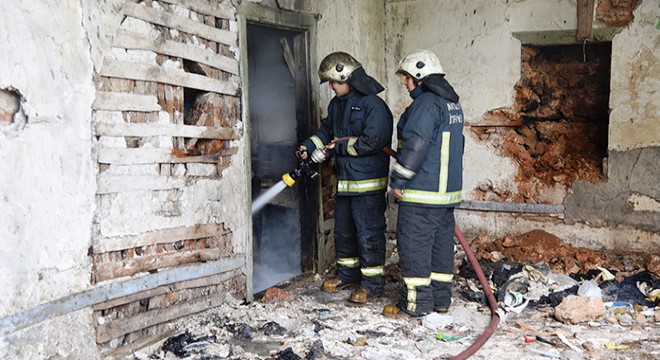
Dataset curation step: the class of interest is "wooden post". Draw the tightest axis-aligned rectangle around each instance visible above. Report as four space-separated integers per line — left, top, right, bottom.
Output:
576 0 595 41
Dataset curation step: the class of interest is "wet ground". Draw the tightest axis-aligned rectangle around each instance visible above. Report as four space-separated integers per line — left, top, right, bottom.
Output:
135 273 660 360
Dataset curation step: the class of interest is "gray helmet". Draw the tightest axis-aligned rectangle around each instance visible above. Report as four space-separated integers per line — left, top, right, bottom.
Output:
396 49 445 80
318 52 362 83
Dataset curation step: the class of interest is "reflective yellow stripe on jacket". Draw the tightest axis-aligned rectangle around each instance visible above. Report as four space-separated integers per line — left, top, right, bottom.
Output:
337 177 388 193
393 162 415 179
310 135 324 150
347 137 358 156
401 131 462 205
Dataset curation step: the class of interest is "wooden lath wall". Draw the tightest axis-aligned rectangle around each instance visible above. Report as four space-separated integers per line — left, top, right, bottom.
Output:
90 0 245 355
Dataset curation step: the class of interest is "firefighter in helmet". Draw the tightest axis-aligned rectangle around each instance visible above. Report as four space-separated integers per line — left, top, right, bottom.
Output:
383 49 464 318
299 52 393 303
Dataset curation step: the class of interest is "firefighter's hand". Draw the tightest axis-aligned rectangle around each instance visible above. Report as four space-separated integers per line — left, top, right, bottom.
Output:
324 141 336 150
392 188 404 200
298 145 308 160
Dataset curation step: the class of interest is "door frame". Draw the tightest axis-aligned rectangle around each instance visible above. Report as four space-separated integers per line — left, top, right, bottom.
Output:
234 1 320 301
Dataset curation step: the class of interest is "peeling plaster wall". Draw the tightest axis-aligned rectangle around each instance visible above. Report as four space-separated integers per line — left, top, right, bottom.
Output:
563 1 659 234
608 0 659 151
384 0 579 200
0 0 96 320
0 0 97 357
1 0 249 358
384 0 660 250
0 309 99 360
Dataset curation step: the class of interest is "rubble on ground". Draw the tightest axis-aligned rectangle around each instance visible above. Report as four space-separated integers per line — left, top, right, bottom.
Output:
134 229 659 360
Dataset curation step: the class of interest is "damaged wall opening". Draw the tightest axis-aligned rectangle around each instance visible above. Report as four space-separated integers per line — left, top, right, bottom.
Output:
478 42 611 205
247 23 316 293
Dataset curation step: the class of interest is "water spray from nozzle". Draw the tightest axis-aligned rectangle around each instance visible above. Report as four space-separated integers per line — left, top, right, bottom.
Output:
252 148 327 214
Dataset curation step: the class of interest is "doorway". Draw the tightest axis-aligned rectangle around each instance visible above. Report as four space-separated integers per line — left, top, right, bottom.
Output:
247 23 317 293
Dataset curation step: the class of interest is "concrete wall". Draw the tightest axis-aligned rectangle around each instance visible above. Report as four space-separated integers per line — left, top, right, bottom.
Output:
384 0 660 251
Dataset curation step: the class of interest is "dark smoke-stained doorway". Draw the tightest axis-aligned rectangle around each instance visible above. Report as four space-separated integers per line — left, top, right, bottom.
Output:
247 23 317 293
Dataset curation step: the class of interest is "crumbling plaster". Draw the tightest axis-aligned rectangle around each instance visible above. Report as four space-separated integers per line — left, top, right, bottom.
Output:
383 0 659 247
384 0 580 199
0 0 96 315
608 0 659 151
0 1 98 358
0 309 99 360
1 0 249 358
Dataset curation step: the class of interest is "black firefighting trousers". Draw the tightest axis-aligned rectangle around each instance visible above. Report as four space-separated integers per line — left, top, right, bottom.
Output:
333 192 387 295
397 205 455 316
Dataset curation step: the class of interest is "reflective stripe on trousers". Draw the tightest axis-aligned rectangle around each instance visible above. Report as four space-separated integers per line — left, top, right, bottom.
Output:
361 266 384 277
337 257 360 268
404 277 431 313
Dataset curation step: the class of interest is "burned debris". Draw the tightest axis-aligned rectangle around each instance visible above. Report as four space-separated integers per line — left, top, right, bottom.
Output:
138 229 659 360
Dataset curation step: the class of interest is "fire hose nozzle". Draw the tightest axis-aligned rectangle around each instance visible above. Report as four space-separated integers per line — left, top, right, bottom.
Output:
282 172 297 187
284 148 327 186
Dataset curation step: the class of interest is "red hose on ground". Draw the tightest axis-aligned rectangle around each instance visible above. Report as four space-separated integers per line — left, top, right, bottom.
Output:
448 225 500 360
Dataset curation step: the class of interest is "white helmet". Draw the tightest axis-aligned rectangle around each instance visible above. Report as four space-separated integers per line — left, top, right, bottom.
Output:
396 49 445 80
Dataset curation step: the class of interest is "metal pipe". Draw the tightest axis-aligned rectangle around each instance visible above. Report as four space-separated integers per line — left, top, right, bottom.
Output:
459 200 564 214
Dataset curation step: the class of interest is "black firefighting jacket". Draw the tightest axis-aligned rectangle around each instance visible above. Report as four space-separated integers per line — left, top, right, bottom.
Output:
390 86 464 207
302 89 393 196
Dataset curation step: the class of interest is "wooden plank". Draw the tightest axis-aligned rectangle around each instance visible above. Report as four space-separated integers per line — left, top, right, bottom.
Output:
94 223 227 253
0 257 245 336
156 0 236 20
94 120 238 139
96 288 231 343
93 91 162 112
123 2 237 46
280 38 295 80
576 0 595 41
97 175 187 194
100 58 238 96
93 247 229 284
114 30 239 75
97 147 238 164
93 270 238 310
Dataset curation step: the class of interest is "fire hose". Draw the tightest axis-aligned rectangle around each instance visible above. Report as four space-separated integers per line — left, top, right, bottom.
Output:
450 225 500 360
284 140 500 358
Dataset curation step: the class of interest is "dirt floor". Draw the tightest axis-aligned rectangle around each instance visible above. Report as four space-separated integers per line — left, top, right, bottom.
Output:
134 271 660 360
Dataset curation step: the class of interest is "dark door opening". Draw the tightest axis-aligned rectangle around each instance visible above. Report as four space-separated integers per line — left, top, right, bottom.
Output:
247 23 317 293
